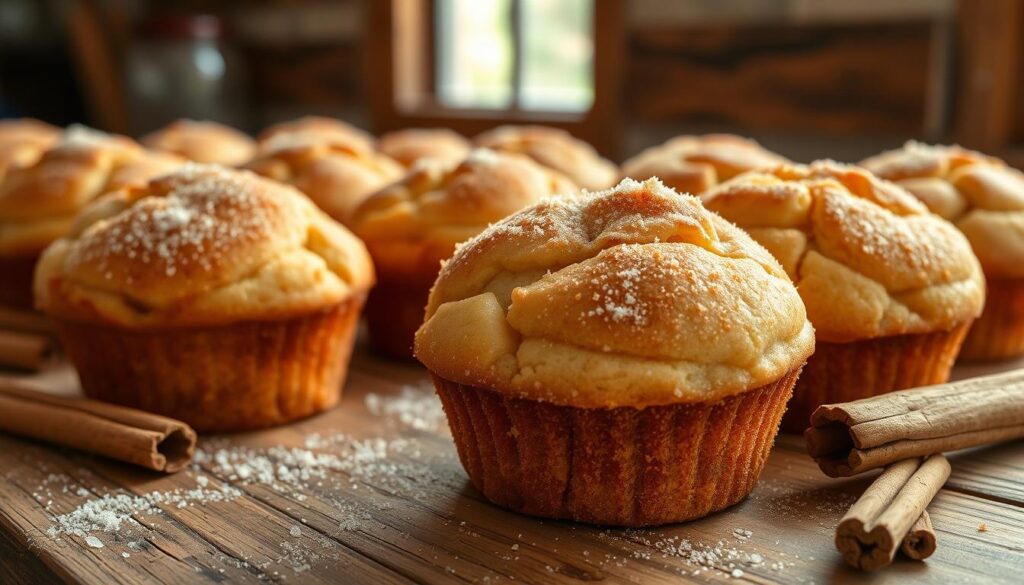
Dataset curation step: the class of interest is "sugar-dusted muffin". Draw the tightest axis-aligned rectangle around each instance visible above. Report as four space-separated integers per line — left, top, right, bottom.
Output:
0 118 61 181
142 119 256 166
378 128 471 168
245 139 403 224
861 142 1024 359
351 149 577 359
34 165 374 431
0 128 184 307
702 161 985 431
622 134 790 196
415 178 814 526
474 125 617 191
257 116 375 154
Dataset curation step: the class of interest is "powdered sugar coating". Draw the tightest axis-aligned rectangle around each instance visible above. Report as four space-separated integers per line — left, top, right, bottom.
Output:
702 160 985 342
416 178 814 407
34 164 374 327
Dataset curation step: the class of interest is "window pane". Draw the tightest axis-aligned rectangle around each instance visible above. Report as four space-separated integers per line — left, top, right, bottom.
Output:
436 0 514 109
519 0 594 112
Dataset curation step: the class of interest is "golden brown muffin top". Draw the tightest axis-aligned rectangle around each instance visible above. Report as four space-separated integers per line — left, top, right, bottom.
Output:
702 160 985 343
35 165 374 328
0 128 185 257
473 125 617 191
378 128 471 168
861 142 1024 279
415 178 814 408
142 119 256 166
257 116 375 154
245 140 403 224
0 118 62 180
622 134 790 196
351 149 577 278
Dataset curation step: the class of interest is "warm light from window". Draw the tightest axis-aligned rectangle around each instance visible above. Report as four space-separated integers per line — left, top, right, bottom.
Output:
436 0 515 108
435 0 594 113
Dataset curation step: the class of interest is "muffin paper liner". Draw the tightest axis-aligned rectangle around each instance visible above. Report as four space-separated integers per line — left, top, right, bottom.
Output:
432 367 801 527
55 297 363 432
782 321 971 433
959 278 1024 360
364 273 435 360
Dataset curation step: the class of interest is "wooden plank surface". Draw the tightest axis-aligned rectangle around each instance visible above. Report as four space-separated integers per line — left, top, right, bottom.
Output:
2 348 1023 584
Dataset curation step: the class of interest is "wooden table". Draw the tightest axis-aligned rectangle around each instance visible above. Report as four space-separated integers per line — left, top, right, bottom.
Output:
2 349 1023 585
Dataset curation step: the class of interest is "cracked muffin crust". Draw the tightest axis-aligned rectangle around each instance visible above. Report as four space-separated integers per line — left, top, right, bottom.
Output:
473 125 618 191
142 119 256 166
0 127 184 307
862 142 1024 359
352 148 578 359
622 134 790 196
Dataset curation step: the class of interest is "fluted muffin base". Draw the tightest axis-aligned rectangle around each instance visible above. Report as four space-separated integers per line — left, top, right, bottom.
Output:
55 297 363 432
959 278 1024 360
364 273 436 361
432 367 801 527
781 322 971 433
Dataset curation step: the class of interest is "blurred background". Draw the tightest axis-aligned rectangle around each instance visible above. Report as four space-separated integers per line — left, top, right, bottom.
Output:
0 0 1020 165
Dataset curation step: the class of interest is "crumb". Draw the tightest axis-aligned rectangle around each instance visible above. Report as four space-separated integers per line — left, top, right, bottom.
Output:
978 523 987 532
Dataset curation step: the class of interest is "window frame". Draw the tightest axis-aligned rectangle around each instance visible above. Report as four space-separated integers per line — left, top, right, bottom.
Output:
365 0 623 156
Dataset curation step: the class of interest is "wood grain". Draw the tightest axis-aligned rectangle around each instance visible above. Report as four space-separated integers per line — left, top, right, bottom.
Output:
1 351 1023 584
626 23 932 134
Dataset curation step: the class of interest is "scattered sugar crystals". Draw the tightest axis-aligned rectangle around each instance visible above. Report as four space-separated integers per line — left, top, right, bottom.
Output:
364 383 447 432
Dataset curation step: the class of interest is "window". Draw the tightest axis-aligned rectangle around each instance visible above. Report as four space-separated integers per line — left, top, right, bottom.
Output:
366 0 619 154
434 0 594 113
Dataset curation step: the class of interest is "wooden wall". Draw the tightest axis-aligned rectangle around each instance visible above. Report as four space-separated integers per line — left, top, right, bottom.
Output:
625 23 934 134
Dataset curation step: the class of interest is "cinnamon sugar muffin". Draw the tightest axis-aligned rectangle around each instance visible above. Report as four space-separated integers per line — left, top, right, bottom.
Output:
0 128 184 307
34 165 374 431
351 149 577 359
862 142 1024 359
378 128 471 168
142 119 256 166
702 161 985 431
257 116 375 154
622 134 790 195
474 125 617 190
0 118 61 181
415 178 814 526
246 138 403 224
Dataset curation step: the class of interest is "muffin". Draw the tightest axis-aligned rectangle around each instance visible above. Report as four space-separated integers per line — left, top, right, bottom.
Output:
622 134 789 196
351 149 577 359
142 119 256 166
246 139 403 224
378 128 471 168
861 142 1024 359
0 118 61 181
257 116 375 154
0 128 183 308
702 161 985 431
34 165 374 432
415 178 814 526
473 125 617 190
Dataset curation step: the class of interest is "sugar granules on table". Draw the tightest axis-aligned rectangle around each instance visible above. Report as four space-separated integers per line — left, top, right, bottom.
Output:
364 383 448 433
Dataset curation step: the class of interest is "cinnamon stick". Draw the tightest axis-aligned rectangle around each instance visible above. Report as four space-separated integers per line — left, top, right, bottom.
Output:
0 330 52 371
900 510 937 561
0 379 196 472
835 455 950 570
805 370 1024 477
0 306 53 335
